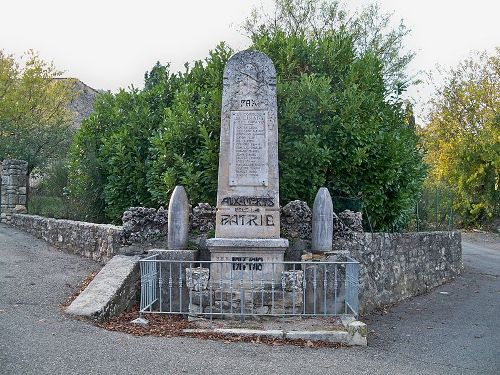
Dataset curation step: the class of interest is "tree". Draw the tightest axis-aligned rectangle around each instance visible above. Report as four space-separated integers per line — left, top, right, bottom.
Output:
249 30 423 230
68 1 425 229
243 0 415 94
0 50 74 174
421 49 500 226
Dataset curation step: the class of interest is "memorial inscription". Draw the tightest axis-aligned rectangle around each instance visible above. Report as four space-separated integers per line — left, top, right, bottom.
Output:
229 111 268 187
232 257 264 271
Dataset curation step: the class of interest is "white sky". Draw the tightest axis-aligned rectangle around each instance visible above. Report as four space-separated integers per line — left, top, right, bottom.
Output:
1 0 499 122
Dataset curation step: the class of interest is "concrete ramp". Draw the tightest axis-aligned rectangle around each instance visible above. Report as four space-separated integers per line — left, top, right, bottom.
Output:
66 255 140 320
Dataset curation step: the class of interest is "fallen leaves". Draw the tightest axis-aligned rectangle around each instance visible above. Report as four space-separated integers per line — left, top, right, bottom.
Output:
91 305 345 349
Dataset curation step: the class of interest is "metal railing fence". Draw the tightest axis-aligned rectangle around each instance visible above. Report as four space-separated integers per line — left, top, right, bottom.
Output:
139 255 359 321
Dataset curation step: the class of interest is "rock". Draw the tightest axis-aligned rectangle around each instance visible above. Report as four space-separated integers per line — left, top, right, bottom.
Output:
191 203 216 232
347 321 367 346
121 207 168 244
281 270 303 291
168 186 190 250
339 210 363 232
332 209 364 240
311 187 333 253
13 205 27 214
186 267 210 291
280 200 312 239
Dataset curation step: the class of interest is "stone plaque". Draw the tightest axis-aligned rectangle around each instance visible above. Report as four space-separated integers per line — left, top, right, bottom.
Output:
214 50 280 239
229 111 268 187
207 238 287 287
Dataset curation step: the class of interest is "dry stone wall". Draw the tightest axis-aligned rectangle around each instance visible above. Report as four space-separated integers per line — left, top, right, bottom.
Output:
6 200 462 313
9 214 123 264
349 231 463 313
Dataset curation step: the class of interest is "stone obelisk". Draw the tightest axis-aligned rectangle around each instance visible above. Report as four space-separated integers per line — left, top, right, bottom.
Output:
207 50 288 284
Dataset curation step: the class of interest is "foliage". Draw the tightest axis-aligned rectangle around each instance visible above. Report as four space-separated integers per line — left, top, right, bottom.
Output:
243 0 415 94
27 196 67 219
0 50 74 174
68 0 425 229
67 90 151 223
28 158 70 219
421 49 500 226
67 45 232 223
250 29 424 230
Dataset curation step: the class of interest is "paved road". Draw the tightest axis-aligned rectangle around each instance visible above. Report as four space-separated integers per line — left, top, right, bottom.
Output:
0 224 498 374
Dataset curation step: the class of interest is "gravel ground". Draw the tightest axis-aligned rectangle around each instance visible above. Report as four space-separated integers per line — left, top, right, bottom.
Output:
1 224 498 374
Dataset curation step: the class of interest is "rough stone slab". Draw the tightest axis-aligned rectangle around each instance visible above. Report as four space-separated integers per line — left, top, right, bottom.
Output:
215 328 283 338
285 330 348 343
182 327 367 345
66 255 140 320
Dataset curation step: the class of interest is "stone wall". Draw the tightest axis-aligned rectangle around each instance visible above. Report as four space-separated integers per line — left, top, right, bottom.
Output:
342 231 463 313
6 202 463 313
1 159 28 224
9 214 124 264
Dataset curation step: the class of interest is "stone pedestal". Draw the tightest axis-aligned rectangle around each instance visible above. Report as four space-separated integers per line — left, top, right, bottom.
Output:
149 249 198 313
207 238 288 288
301 252 346 314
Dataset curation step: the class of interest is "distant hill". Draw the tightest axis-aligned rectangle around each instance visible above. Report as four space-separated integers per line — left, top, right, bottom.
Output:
56 78 100 129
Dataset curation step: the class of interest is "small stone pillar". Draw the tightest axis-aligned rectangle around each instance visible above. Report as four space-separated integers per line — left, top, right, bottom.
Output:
1 159 28 224
311 187 333 253
167 185 189 250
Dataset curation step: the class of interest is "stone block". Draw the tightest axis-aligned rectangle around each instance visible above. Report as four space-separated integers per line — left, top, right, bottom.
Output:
186 267 209 291
251 289 303 309
347 320 367 346
189 303 204 315
149 249 198 313
303 262 345 315
285 330 348 343
190 290 213 307
214 328 282 338
281 270 303 291
207 238 287 288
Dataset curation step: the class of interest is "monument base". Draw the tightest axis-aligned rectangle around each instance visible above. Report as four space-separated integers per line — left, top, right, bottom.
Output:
207 238 288 288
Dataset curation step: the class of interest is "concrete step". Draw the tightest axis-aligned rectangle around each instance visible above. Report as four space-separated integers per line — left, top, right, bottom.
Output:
66 255 140 320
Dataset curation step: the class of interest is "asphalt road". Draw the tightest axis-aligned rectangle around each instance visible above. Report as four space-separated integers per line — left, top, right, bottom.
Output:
0 224 498 375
